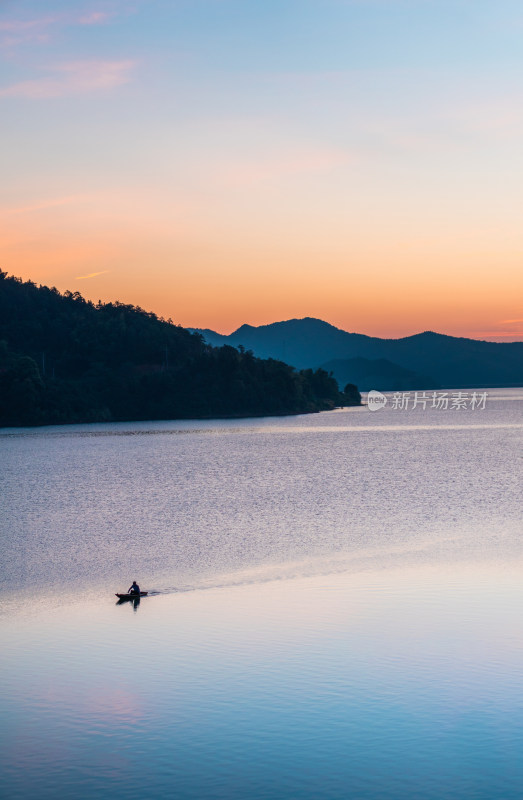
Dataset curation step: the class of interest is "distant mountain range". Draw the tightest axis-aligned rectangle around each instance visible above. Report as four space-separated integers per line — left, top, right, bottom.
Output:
193 318 523 390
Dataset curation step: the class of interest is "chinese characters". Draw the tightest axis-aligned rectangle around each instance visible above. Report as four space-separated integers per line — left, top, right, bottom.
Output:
389 391 487 411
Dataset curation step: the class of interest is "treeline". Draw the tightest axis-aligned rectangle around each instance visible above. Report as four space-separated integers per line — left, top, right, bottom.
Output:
0 272 361 427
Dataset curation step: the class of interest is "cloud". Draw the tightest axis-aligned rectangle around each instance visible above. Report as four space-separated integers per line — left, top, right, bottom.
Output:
474 331 523 340
0 8 124 50
0 60 136 98
3 195 88 214
0 15 59 48
75 270 110 280
0 17 58 33
78 11 111 25
472 320 523 340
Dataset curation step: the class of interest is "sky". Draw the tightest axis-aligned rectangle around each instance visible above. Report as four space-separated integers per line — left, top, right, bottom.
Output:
1 0 523 340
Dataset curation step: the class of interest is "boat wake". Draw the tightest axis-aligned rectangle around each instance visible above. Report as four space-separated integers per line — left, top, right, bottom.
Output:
146 534 464 597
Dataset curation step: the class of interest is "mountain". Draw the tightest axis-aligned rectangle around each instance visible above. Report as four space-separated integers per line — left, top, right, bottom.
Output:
0 275 360 427
194 318 523 388
192 318 373 366
321 357 438 392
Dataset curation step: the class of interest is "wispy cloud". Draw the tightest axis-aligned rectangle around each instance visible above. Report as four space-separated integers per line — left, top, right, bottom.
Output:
0 8 122 50
0 15 62 33
472 319 523 340
78 11 111 26
75 270 110 280
0 15 59 48
0 17 55 32
474 331 523 340
3 195 88 214
0 60 136 98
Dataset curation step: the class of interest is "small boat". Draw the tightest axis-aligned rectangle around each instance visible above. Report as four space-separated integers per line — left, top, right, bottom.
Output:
115 592 148 600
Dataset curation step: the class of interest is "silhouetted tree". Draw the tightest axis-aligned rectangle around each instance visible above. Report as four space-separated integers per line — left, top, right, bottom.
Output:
0 271 361 426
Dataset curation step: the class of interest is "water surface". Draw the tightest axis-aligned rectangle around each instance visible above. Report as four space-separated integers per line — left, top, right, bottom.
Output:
1 389 522 798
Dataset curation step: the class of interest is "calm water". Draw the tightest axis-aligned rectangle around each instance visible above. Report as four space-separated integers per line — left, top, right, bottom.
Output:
1 389 522 799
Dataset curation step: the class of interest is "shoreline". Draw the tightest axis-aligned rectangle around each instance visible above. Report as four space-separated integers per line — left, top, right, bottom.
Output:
0 403 363 433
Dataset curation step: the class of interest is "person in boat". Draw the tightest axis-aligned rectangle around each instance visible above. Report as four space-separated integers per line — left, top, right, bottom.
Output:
128 581 141 596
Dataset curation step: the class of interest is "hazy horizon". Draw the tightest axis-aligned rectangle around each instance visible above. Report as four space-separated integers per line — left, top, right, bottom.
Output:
189 316 523 344
6 269 523 344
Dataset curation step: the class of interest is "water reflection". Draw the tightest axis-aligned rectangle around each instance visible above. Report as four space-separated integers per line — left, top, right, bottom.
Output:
116 596 141 611
4 564 523 800
1 391 522 798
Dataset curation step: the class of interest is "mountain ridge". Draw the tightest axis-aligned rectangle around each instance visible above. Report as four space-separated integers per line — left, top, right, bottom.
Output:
192 317 523 389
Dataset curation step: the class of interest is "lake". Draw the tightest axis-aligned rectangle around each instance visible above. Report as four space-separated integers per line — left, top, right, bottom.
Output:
1 389 522 799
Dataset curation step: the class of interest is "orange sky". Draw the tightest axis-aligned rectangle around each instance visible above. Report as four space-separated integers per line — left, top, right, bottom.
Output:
1 1 523 341
3 185 522 340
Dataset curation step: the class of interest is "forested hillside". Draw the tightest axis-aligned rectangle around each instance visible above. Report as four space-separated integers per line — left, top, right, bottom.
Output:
0 273 360 427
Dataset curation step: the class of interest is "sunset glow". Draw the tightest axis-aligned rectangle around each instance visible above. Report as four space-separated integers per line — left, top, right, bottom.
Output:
2 1 523 340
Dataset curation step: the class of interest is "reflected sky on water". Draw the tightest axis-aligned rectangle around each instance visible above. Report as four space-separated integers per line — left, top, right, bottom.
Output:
1 389 522 798
3 565 523 799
